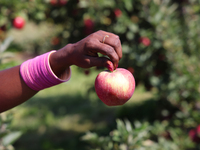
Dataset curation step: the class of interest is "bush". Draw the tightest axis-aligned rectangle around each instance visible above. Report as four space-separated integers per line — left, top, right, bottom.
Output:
82 119 192 150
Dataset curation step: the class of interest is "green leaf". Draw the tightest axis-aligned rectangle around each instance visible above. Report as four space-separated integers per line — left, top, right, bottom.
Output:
125 119 132 132
116 119 126 133
81 131 98 141
123 0 133 12
2 131 22 146
128 24 139 33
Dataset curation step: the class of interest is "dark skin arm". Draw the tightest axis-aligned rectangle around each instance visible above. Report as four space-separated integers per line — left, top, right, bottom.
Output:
0 30 122 113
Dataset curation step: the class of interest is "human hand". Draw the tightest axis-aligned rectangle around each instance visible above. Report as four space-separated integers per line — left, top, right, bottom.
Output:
50 30 122 77
68 30 122 71
66 30 122 70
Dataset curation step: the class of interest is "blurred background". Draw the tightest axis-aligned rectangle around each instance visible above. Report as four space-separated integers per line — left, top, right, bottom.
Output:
0 0 200 149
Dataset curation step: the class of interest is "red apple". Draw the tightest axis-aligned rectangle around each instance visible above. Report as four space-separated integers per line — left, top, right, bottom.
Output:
95 68 135 106
189 125 200 143
114 9 122 18
139 37 151 46
189 129 200 143
50 0 58 5
84 19 94 35
196 125 200 135
58 0 67 6
13 17 25 29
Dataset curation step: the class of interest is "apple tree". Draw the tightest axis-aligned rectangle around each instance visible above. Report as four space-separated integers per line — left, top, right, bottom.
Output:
80 0 200 149
1 0 200 149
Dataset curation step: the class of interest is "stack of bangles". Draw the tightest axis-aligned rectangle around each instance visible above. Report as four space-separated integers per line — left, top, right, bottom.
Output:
20 51 71 91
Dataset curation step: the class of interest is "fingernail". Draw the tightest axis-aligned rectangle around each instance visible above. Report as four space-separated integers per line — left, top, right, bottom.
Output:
116 64 118 68
106 62 114 72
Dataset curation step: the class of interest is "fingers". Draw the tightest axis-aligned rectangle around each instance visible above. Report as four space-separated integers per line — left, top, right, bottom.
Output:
85 30 123 69
86 41 120 69
84 56 115 72
98 30 123 60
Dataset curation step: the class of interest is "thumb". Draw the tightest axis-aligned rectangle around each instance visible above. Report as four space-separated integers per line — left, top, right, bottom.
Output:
86 56 115 71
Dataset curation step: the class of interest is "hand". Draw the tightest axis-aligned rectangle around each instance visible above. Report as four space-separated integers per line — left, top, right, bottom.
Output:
50 30 122 76
68 30 122 70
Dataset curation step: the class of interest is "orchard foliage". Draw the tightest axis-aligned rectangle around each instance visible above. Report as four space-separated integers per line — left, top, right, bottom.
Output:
0 113 22 150
1 0 200 149
82 119 191 150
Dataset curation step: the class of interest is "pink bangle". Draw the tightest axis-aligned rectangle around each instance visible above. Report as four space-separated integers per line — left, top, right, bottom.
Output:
20 51 71 91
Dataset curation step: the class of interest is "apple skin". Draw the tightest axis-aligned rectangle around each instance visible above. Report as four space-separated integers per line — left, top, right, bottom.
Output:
95 68 135 106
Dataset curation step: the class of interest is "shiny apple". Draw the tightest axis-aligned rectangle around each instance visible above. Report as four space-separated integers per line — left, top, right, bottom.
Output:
95 68 135 106
13 17 25 29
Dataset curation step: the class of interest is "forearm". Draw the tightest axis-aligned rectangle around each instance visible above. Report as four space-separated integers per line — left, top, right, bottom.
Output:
0 66 38 113
0 46 72 113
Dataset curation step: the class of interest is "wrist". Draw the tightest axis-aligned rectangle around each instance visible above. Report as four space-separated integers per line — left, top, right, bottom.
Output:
20 51 71 91
49 44 74 78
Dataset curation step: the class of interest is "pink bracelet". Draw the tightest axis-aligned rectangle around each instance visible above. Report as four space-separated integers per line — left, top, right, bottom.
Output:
20 51 71 91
